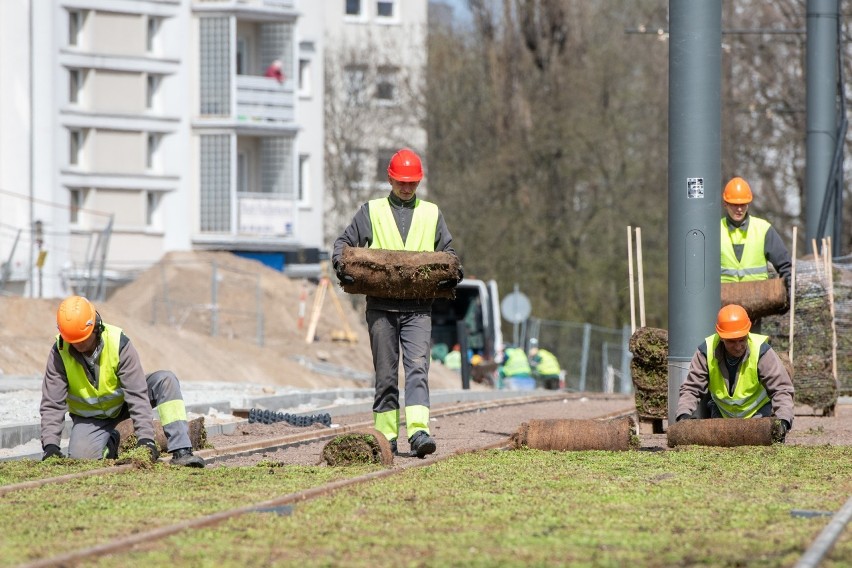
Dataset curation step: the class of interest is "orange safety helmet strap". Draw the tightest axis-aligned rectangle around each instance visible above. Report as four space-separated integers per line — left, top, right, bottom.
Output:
387 148 424 182
723 177 753 204
716 304 751 339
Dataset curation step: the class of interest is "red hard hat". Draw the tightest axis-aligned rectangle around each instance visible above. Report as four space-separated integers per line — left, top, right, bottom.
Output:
387 148 423 182
57 296 97 343
716 304 751 339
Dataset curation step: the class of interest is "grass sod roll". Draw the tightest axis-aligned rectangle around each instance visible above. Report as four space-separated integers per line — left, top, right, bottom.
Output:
322 429 394 466
338 246 461 300
667 417 785 448
511 417 639 451
721 278 787 321
629 327 668 419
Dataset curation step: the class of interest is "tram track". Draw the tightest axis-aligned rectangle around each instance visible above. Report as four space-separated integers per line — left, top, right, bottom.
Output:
5 393 850 567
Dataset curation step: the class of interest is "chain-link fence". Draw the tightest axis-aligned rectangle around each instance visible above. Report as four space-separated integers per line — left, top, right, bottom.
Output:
150 259 265 346
526 318 632 393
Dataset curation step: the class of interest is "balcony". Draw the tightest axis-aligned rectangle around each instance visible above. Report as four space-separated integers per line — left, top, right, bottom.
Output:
235 75 294 124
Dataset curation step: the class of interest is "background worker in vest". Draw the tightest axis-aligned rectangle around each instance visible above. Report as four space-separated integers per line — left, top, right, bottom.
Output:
721 177 792 306
40 296 204 467
528 338 562 390
675 304 795 442
332 148 460 458
498 345 534 390
443 344 463 372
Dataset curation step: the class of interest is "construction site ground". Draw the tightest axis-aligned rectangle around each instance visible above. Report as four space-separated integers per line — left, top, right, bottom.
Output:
2 250 851 462
207 396 852 468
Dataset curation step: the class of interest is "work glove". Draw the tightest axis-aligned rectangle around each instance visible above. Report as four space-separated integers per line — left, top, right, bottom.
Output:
42 444 64 461
778 419 791 443
675 414 695 422
336 270 355 286
437 277 459 290
137 438 160 462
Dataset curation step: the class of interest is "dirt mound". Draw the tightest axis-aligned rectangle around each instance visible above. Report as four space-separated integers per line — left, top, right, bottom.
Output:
0 251 469 391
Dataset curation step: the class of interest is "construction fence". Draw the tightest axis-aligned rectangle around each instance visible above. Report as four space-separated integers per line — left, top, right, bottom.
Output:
150 258 265 346
526 318 633 394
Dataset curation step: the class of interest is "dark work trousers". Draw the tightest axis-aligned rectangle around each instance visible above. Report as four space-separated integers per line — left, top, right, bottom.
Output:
367 310 432 413
67 370 192 459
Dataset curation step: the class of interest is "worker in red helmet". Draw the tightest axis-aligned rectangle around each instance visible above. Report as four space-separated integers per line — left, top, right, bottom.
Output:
721 177 792 297
40 296 204 467
675 304 795 441
332 148 462 458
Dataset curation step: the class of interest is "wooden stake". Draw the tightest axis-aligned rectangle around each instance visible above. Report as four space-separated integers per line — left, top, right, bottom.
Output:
305 278 327 344
812 238 822 282
636 227 646 328
627 226 636 334
789 226 797 365
825 236 837 386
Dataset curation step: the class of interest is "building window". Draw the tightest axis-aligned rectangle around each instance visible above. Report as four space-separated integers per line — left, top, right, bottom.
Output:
298 58 311 96
147 16 161 54
236 38 247 75
376 66 397 102
344 147 369 187
146 133 161 170
69 189 84 224
377 1 396 19
69 129 84 166
344 64 369 106
237 152 248 193
146 74 161 110
69 69 82 104
68 10 84 47
346 0 363 17
299 154 310 202
376 148 396 181
146 191 161 226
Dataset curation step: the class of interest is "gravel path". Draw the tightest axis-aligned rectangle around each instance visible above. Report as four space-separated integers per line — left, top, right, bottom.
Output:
207 396 852 468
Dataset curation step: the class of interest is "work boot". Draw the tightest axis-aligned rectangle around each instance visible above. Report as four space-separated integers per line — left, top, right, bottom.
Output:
389 439 398 455
170 448 205 468
408 431 436 458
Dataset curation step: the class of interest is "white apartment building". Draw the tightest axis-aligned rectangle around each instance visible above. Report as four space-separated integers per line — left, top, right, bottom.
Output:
0 0 326 299
322 0 429 242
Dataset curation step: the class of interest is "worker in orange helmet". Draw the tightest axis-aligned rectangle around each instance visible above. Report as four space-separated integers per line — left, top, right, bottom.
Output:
332 148 462 458
40 296 204 467
675 304 795 441
721 177 792 299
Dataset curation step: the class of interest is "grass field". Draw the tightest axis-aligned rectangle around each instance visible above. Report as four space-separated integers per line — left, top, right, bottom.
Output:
3 445 851 567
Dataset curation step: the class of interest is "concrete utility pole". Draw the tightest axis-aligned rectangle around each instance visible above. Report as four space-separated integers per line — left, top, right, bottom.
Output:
667 0 722 423
805 0 840 250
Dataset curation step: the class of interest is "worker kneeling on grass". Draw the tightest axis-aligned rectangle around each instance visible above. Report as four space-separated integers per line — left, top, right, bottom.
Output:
40 296 204 467
675 304 795 441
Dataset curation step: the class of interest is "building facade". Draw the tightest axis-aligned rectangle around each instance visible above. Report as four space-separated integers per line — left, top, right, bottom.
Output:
0 0 326 298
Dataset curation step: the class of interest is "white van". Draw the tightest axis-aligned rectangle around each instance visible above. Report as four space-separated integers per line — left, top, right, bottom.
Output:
430 279 503 387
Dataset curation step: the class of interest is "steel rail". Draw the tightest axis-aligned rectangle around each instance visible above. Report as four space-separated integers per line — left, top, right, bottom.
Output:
2 392 612 494
794 495 852 568
17 401 636 568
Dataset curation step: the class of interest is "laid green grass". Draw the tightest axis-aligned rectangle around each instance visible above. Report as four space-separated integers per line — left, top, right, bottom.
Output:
3 446 851 567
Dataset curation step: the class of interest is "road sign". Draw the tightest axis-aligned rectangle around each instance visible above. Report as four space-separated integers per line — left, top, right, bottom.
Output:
501 291 531 324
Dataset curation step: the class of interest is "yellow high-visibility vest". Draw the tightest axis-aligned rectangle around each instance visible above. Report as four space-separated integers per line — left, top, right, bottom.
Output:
720 216 771 282
705 332 770 418
368 197 438 251
58 324 125 418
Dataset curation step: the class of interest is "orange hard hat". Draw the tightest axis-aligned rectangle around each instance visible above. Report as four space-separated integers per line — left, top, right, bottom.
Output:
723 177 753 204
387 148 423 182
715 304 751 339
57 296 97 343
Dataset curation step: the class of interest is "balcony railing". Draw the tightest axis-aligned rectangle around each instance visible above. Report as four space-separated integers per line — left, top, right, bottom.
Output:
235 75 294 124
